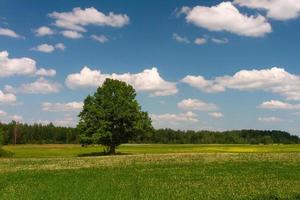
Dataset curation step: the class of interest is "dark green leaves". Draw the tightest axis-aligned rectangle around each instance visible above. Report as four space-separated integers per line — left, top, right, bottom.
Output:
78 78 153 153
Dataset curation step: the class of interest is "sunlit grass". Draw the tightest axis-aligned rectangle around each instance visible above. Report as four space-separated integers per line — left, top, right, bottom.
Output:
3 144 300 158
1 144 300 199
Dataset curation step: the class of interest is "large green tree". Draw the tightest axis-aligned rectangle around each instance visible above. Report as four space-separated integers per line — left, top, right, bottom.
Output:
77 78 153 154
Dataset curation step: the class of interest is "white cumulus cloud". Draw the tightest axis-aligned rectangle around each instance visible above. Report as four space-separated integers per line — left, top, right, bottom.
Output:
194 37 207 45
181 75 225 93
61 30 83 39
35 68 56 77
180 2 272 37
55 43 66 50
182 67 300 100
34 26 54 36
42 101 83 112
0 27 23 38
258 100 300 110
31 44 55 53
151 111 198 123
234 0 300 21
0 110 7 117
0 90 16 104
49 7 130 32
0 51 37 77
6 78 61 94
178 98 218 111
31 43 66 53
65 66 178 96
0 50 56 77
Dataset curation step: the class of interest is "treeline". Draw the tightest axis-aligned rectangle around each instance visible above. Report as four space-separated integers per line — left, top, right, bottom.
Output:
0 121 299 145
0 121 78 144
133 129 300 144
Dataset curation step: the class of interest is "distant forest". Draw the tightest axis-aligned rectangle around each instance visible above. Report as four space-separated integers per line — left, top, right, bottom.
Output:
0 121 299 145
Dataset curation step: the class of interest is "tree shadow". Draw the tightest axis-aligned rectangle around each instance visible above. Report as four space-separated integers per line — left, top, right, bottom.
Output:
252 194 300 200
0 149 14 157
77 151 132 157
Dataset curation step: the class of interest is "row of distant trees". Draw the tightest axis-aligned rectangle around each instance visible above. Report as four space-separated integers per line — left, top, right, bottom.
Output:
0 121 78 145
0 121 299 145
133 129 300 144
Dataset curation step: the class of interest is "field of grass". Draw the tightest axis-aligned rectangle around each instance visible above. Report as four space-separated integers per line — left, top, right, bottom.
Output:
3 144 300 158
1 144 300 199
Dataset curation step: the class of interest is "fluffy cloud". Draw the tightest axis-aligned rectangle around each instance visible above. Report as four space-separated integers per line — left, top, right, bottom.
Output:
0 110 7 117
31 43 66 53
258 116 283 122
65 66 178 96
0 90 16 104
181 75 225 93
194 37 207 45
0 50 56 77
91 34 108 43
49 7 129 32
61 30 83 39
151 111 198 123
55 43 66 51
182 67 300 100
177 98 218 111
42 101 83 112
35 68 56 77
180 2 272 37
6 78 61 94
234 0 300 21
209 112 224 118
20 78 61 94
31 44 55 53
35 26 54 36
258 100 300 110
0 27 23 38
172 33 190 44
0 51 37 77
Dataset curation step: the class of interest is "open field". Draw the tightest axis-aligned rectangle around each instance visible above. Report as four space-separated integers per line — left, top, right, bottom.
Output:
3 144 300 158
1 144 300 199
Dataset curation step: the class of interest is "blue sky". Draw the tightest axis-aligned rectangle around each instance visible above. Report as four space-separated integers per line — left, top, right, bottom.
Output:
1 0 300 135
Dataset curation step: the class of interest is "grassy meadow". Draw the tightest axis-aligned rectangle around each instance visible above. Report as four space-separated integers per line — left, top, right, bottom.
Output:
0 144 300 199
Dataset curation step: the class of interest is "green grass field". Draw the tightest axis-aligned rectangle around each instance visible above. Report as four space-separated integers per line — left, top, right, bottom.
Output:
1 144 300 199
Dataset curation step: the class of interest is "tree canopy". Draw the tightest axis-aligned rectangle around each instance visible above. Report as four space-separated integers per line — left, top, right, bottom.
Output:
77 78 153 154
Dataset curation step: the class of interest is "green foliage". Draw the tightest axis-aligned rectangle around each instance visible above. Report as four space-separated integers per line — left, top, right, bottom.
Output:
0 120 298 145
0 127 4 145
133 129 299 144
0 128 13 157
78 78 153 154
0 122 78 145
0 128 5 157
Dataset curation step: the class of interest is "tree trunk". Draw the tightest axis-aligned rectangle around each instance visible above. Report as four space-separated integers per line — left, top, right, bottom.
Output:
108 145 116 154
